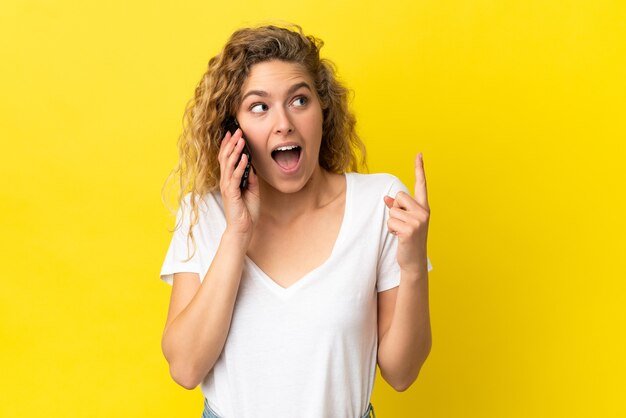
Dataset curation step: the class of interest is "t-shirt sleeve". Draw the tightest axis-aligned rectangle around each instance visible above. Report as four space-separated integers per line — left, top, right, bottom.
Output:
376 176 433 292
159 199 202 286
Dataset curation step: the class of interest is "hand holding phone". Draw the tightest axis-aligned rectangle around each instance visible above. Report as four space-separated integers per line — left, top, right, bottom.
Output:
222 117 252 191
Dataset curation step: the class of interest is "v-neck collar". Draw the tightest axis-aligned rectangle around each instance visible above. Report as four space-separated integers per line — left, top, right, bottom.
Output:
244 173 353 298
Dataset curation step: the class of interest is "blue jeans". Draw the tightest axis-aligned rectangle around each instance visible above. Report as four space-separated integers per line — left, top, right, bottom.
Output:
202 398 377 418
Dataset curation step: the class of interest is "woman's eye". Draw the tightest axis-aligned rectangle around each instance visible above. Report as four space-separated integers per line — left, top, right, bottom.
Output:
250 103 268 113
292 96 308 107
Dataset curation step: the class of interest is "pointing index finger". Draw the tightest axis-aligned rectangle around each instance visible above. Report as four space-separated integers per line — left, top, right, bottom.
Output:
414 152 429 210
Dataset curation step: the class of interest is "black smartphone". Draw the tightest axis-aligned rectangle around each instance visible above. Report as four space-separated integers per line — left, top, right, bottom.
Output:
222 116 252 191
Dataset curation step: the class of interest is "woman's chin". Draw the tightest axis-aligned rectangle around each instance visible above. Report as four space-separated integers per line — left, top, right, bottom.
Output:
258 165 319 196
261 177 307 195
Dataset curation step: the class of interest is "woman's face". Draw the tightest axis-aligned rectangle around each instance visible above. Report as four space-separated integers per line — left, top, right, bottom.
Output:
235 60 324 194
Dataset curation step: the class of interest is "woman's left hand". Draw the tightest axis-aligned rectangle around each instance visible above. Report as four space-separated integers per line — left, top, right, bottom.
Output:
384 153 430 276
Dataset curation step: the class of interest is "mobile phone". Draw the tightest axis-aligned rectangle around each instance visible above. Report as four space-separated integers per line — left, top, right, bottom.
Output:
222 116 252 191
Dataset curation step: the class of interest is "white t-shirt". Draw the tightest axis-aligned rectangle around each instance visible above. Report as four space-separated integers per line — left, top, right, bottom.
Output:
160 172 433 418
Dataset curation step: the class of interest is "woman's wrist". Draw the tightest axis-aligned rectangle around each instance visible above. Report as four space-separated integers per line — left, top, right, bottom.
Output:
221 227 252 254
400 264 429 283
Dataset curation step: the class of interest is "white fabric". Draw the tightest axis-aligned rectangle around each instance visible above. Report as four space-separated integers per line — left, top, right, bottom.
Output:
160 172 433 418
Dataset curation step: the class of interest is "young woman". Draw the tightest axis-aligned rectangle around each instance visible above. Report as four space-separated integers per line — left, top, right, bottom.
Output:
160 24 433 418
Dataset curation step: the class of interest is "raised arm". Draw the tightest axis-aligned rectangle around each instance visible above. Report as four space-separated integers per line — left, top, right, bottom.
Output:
377 153 432 391
161 128 260 389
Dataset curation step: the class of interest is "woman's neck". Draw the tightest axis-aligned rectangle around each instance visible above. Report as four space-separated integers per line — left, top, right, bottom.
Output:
258 166 343 224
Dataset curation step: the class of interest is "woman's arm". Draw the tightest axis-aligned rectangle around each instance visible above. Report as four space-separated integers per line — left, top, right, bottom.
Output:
161 231 249 390
161 129 260 389
377 153 432 391
377 271 431 392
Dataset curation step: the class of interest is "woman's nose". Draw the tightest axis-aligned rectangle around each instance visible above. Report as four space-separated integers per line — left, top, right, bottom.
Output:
273 108 294 135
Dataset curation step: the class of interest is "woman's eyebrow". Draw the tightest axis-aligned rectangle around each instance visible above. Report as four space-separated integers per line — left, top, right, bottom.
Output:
286 81 312 96
241 82 312 101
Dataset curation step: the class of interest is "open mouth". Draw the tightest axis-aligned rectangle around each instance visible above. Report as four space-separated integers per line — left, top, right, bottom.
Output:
271 145 302 171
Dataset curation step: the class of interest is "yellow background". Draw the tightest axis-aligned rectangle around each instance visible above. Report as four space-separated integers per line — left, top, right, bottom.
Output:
1 0 625 417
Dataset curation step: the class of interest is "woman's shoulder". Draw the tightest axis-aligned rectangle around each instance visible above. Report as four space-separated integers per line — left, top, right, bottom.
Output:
178 189 224 219
345 172 407 194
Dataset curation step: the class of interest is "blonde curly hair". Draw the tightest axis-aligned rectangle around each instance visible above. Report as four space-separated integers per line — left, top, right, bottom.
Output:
163 24 367 260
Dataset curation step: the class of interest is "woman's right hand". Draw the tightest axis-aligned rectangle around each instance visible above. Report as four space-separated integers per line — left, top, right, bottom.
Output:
218 128 260 241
